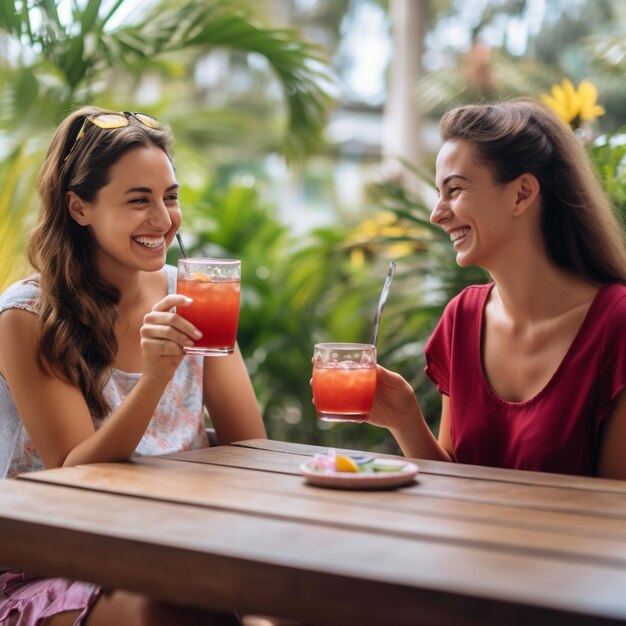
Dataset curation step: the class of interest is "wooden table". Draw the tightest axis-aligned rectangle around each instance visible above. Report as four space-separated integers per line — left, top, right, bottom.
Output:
1 439 626 626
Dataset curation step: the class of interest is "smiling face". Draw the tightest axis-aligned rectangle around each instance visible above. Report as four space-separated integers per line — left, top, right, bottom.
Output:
67 144 181 281
432 139 522 270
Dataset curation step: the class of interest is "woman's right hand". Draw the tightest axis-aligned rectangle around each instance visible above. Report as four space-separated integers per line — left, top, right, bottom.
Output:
368 365 422 433
370 365 452 462
139 294 202 382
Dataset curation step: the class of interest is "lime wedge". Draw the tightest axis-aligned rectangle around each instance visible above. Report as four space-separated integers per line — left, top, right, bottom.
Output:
371 459 407 472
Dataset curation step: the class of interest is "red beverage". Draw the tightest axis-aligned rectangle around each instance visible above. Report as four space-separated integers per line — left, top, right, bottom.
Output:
312 363 377 422
177 277 240 355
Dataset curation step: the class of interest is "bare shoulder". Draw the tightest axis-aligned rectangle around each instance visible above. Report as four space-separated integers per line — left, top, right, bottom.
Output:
0 306 38 329
0 307 39 375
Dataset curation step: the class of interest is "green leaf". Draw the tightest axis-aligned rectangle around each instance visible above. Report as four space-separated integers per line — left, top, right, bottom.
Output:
80 0 103 35
0 0 21 35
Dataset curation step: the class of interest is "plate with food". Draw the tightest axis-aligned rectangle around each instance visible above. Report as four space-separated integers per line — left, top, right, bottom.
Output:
299 450 418 490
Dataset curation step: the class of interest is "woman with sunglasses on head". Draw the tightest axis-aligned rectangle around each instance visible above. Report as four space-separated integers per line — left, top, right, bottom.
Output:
0 107 266 625
368 98 626 480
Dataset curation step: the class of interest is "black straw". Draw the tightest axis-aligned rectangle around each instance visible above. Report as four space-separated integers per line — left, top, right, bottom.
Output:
175 231 189 258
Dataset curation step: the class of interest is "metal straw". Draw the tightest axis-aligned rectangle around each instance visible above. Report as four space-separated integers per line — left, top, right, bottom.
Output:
175 231 189 258
369 260 396 347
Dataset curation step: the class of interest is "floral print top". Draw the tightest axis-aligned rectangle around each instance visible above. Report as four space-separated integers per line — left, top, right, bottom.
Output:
0 265 208 479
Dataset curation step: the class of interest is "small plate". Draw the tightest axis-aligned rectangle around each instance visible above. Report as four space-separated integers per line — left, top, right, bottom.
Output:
299 459 419 490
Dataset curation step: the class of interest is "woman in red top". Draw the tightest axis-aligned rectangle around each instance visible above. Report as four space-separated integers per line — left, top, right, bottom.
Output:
370 99 626 479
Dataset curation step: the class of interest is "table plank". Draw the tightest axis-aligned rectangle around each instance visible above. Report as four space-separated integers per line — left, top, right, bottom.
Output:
19 460 626 568
229 439 626 494
1 478 625 626
155 446 626 519
54 457 626 538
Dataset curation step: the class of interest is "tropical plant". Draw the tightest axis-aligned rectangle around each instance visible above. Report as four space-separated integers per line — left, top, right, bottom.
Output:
0 0 331 156
415 0 626 132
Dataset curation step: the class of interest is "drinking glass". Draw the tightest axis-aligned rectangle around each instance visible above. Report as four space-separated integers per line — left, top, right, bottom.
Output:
312 343 377 422
176 259 241 356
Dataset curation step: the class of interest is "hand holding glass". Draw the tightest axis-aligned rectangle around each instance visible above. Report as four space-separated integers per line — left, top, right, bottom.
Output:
176 259 241 356
312 343 377 422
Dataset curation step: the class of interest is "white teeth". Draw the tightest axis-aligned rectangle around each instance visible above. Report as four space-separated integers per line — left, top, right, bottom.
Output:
133 236 164 249
450 228 469 242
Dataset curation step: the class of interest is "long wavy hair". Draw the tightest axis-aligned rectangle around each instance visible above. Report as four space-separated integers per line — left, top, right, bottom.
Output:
440 98 626 284
27 107 174 418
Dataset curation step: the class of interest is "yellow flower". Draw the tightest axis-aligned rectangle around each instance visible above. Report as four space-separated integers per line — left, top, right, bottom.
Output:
577 80 606 121
541 78 605 128
541 78 579 123
346 211 421 266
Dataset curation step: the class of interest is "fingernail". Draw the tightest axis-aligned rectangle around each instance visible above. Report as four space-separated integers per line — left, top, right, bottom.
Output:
184 297 193 303
193 330 203 338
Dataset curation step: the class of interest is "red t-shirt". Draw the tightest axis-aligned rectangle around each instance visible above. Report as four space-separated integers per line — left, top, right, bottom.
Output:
424 283 626 475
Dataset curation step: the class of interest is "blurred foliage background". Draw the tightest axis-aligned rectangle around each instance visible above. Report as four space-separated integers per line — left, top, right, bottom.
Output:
1 0 625 453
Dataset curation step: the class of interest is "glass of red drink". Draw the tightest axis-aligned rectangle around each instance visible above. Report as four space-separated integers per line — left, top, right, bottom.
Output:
312 343 377 422
176 259 241 356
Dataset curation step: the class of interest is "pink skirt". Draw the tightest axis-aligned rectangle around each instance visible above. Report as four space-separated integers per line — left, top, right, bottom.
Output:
0 571 104 626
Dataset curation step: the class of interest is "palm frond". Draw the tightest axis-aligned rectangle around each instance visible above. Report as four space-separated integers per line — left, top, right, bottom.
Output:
134 0 332 162
1 0 331 162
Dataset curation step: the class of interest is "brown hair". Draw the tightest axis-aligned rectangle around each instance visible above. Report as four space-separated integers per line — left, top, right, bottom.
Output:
27 106 174 417
439 98 626 284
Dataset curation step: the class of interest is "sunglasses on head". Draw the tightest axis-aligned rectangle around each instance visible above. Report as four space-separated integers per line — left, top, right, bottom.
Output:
62 111 161 164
